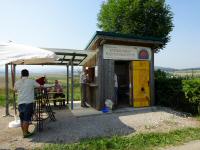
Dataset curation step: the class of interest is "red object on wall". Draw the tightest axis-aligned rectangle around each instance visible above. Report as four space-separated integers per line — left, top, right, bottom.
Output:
138 49 149 59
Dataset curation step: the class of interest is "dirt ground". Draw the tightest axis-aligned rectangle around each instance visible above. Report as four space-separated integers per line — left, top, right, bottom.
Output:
0 106 199 150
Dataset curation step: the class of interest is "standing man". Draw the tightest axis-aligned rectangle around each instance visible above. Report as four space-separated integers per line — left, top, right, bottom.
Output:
14 69 40 138
80 69 89 108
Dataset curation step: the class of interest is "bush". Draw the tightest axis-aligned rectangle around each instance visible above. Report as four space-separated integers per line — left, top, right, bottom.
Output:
0 88 16 107
155 69 171 79
155 70 200 114
182 79 200 113
182 79 200 104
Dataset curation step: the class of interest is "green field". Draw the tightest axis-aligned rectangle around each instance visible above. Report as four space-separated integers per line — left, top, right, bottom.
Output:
171 70 200 78
0 74 81 106
0 88 5 106
1 69 199 106
44 74 81 100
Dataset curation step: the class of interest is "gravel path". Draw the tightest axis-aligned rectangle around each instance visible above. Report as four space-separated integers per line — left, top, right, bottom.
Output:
0 106 199 150
160 140 200 150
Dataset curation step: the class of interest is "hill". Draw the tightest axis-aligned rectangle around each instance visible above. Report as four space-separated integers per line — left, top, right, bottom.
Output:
155 66 177 72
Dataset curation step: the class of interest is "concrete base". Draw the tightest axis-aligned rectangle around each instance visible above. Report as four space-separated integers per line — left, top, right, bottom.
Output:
68 101 103 117
68 101 161 117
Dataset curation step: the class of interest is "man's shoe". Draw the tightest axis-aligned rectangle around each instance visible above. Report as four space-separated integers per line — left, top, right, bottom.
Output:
84 105 89 108
81 104 89 108
23 132 34 138
83 103 89 108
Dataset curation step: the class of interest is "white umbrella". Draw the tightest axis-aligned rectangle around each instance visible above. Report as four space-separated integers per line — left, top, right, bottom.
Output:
0 41 56 65
0 41 56 128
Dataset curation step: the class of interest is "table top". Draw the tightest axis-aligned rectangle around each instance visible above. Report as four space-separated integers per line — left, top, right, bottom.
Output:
44 84 54 88
48 91 57 94
48 91 65 94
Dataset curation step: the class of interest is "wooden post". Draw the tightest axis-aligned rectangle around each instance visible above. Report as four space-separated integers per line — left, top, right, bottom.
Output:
12 64 17 115
150 50 155 106
10 64 14 108
97 46 104 110
4 64 10 116
66 65 69 104
71 61 74 110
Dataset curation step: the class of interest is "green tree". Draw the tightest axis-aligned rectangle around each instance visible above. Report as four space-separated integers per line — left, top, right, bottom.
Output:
97 0 173 49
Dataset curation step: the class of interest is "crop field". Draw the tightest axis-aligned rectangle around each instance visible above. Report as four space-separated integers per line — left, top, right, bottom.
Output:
171 70 200 78
43 74 81 100
0 74 81 106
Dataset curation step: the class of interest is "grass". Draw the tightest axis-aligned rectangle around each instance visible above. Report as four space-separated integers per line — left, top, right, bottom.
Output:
38 127 200 150
46 76 81 100
194 115 200 122
0 88 14 107
0 75 81 106
0 88 5 106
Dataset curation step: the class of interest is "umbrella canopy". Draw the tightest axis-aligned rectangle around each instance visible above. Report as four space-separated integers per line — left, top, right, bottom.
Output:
0 41 56 65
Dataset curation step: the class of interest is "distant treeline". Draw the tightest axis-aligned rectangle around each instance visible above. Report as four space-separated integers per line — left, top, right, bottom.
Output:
155 66 200 72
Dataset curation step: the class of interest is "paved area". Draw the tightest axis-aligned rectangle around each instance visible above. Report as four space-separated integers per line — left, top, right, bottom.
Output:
70 101 103 117
0 104 199 150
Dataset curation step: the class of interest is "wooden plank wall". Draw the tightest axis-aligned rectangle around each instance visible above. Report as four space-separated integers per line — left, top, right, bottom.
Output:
97 45 114 110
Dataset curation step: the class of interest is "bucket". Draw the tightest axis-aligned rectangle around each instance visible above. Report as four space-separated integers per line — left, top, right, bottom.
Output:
8 116 21 128
102 106 109 113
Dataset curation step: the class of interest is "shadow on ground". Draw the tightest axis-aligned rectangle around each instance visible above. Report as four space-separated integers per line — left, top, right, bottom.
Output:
0 105 197 149
30 107 135 144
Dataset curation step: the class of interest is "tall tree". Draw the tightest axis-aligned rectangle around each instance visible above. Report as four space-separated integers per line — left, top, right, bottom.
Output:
97 0 173 49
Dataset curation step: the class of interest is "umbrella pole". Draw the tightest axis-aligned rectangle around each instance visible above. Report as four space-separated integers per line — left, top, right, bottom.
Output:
11 64 17 116
8 64 20 128
3 64 11 117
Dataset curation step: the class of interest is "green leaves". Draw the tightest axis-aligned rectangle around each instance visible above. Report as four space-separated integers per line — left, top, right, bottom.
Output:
97 0 174 49
182 79 200 104
155 70 200 114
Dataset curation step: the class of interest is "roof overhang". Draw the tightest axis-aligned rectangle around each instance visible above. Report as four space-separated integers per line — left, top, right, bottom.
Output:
41 48 96 66
85 31 164 52
5 48 96 66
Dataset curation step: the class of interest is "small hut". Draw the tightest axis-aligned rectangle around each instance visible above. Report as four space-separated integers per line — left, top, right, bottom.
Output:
83 31 163 110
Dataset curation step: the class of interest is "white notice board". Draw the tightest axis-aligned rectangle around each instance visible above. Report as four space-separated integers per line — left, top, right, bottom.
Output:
103 44 151 60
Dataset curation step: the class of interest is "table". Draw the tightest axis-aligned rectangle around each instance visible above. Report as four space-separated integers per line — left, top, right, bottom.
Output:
47 91 66 107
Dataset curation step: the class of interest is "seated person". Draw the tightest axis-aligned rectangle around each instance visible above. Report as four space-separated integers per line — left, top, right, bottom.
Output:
53 80 65 106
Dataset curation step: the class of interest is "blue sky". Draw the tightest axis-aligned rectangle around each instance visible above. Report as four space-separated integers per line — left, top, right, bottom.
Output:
0 0 199 69
156 0 200 69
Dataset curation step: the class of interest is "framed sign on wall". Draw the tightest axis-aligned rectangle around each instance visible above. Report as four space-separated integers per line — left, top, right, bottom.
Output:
103 44 151 60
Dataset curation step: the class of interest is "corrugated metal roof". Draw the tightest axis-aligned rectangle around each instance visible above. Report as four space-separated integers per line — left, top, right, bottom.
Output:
43 48 96 66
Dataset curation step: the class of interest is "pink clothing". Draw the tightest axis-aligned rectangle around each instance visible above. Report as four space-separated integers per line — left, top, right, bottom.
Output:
54 83 63 93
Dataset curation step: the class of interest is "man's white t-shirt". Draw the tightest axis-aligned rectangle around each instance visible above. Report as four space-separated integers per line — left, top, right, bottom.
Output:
14 77 40 105
80 72 87 84
114 74 118 88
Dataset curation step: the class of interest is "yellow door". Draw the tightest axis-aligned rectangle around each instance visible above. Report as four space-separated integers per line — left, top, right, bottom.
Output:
132 61 150 107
